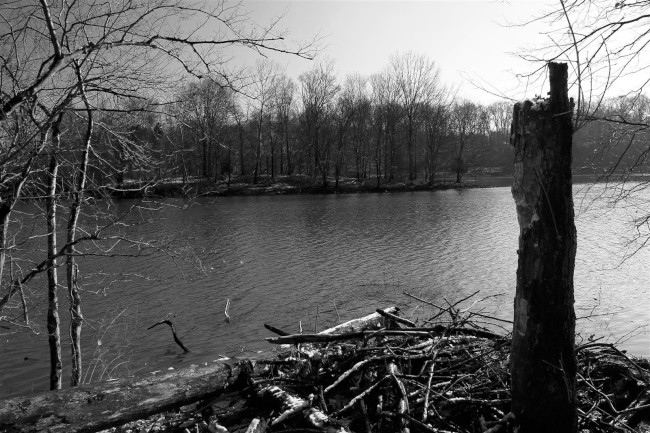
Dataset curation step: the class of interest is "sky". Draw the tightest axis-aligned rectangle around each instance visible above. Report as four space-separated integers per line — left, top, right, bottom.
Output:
233 0 555 103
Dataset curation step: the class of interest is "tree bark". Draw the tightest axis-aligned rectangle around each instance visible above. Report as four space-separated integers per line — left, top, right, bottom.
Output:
67 63 93 387
510 62 577 433
0 128 50 312
0 207 10 295
47 125 62 391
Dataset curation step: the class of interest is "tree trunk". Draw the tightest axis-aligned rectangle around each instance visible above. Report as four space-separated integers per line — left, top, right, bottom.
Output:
68 63 92 387
284 119 292 175
0 207 9 293
407 118 415 183
238 122 245 177
0 130 49 314
67 124 91 387
202 139 207 179
46 148 62 391
510 62 577 433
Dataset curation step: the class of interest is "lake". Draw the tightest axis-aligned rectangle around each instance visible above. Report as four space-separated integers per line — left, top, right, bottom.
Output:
0 184 648 398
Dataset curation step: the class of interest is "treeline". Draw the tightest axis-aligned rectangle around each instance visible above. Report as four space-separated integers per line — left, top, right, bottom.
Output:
92 53 515 190
574 93 650 179
85 55 650 193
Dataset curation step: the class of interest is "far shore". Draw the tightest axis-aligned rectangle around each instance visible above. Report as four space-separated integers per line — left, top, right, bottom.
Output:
103 171 646 199
106 173 513 199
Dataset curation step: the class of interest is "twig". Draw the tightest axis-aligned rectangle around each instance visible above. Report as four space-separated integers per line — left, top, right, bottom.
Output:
403 291 445 311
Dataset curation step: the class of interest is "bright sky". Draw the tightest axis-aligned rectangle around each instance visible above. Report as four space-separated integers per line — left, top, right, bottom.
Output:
236 0 555 103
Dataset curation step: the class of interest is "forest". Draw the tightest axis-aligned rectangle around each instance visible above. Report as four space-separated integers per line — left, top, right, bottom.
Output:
26 55 650 197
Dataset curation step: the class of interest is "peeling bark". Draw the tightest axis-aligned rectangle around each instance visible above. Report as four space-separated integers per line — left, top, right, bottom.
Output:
510 62 577 433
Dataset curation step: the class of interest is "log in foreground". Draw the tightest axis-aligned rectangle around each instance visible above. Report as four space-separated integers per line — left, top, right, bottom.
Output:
0 360 248 433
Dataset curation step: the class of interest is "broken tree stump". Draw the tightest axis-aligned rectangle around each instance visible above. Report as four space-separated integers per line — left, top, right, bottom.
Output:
510 62 578 433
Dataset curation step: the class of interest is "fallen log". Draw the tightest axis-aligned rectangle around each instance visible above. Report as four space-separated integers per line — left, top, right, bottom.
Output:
0 360 250 433
318 306 398 334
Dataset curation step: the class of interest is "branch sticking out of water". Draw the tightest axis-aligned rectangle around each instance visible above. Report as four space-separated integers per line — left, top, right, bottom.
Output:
147 320 190 353
224 299 231 324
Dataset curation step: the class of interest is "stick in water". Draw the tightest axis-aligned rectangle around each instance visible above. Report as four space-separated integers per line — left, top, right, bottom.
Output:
147 320 190 353
224 299 231 323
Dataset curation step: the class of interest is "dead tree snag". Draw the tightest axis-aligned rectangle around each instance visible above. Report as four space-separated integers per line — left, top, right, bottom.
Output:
510 62 578 433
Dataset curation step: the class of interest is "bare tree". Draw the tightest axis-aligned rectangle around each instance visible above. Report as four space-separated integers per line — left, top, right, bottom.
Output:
175 79 234 181
487 101 513 142
525 0 650 128
249 60 283 184
450 100 484 183
299 60 340 188
389 52 442 183
530 1 650 248
271 75 297 176
333 74 368 189
370 72 401 184
343 74 372 185
422 103 450 186
46 116 63 390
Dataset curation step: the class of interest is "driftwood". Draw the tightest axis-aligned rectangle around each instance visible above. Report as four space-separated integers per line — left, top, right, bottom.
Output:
244 418 267 433
318 306 398 334
266 325 505 345
0 361 248 433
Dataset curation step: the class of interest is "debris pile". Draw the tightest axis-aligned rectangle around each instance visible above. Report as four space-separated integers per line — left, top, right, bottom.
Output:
105 302 650 433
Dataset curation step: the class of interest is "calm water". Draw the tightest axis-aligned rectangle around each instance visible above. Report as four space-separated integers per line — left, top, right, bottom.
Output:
1 185 648 397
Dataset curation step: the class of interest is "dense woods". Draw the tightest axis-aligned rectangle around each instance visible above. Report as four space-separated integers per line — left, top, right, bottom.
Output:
81 58 650 192
105 56 513 188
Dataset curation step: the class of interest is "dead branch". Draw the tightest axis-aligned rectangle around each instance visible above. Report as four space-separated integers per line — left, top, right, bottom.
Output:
147 320 190 353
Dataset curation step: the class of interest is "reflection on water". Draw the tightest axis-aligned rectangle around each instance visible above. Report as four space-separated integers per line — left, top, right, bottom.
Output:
0 185 648 397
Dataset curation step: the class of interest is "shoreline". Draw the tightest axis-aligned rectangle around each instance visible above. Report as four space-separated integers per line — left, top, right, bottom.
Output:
100 172 650 199
106 174 507 199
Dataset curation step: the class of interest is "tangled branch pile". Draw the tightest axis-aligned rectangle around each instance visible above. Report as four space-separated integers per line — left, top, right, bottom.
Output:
106 302 649 433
